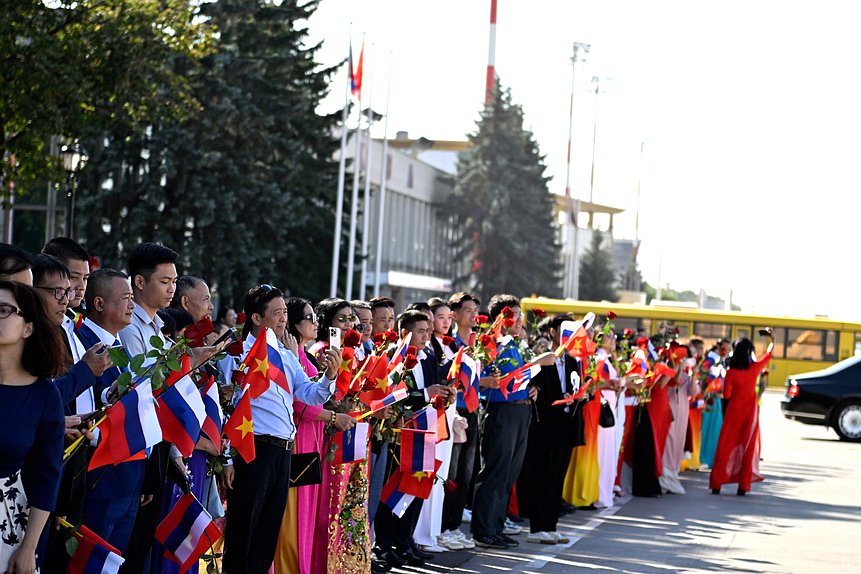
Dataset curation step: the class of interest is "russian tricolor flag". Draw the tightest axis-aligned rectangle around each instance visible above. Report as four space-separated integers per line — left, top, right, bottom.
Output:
157 375 207 458
89 381 162 470
400 428 436 474
459 354 481 413
381 467 415 518
67 524 125 574
155 494 222 574
200 375 223 451
701 350 721 371
387 333 413 373
369 380 409 412
331 422 370 465
243 328 291 398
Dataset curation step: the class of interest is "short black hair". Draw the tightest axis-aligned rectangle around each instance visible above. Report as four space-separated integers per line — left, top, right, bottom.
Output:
32 253 71 285
349 299 371 312
369 296 396 311
85 268 128 311
0 243 34 278
405 301 431 317
448 291 480 311
487 293 520 321
42 237 89 265
540 313 573 335
170 276 206 309
128 242 179 284
398 309 430 332
159 307 194 340
314 297 352 341
242 284 284 339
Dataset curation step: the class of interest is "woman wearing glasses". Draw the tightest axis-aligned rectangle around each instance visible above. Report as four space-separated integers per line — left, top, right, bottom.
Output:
273 298 357 574
0 281 66 574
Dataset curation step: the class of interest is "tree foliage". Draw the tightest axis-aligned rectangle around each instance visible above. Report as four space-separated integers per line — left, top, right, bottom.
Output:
578 229 618 302
447 81 561 304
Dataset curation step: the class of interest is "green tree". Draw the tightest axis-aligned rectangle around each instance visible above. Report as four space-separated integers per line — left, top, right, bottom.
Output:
447 81 560 304
579 229 618 302
77 0 343 304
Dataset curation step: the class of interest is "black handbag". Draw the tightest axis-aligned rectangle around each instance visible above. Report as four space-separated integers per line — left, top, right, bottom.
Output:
599 398 615 428
289 406 323 488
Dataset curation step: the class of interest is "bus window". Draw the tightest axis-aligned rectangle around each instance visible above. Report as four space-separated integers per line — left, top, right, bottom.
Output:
735 326 751 340
613 317 638 334
658 320 689 339
824 330 838 362
756 327 785 358
856 332 861 356
785 328 823 361
693 322 731 345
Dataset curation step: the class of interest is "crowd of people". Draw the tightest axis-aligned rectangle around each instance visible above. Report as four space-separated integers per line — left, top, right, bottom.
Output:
0 238 774 574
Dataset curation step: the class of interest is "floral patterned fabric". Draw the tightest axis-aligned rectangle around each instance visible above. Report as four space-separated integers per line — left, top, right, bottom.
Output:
0 471 32 573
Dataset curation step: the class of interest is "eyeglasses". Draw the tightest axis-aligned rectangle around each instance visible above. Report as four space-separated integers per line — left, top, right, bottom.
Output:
301 312 317 324
0 304 25 320
35 286 75 301
333 314 357 324
258 283 275 292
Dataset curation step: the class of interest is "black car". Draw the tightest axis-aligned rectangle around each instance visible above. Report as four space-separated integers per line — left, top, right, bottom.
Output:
781 355 861 441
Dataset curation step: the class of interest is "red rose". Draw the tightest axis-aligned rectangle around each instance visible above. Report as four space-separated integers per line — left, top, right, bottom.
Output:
533 307 546 318
479 334 494 347
441 335 455 346
607 311 618 320
443 479 458 494
231 370 246 386
502 318 515 328
385 330 399 342
404 355 419 370
623 328 633 338
432 395 445 410
372 332 385 346
476 314 489 325
226 340 245 356
185 316 216 347
406 345 418 357
501 306 514 319
636 337 649 347
342 329 361 348
674 327 680 335
236 312 247 324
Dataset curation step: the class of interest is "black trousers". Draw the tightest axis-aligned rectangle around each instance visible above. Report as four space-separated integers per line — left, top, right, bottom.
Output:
374 444 421 552
224 439 293 574
471 402 531 538
517 434 569 533
632 406 661 497
441 409 479 532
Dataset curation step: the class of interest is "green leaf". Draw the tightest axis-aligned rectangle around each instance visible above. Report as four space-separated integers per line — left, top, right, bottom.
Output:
150 336 164 350
108 347 130 368
147 350 161 358
65 536 79 558
150 370 165 391
130 354 146 373
117 371 133 395
166 357 182 372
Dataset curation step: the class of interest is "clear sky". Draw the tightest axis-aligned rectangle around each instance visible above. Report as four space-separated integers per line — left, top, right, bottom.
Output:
305 1 861 321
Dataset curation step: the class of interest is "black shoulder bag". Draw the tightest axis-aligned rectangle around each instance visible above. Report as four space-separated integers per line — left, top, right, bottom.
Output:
289 406 323 488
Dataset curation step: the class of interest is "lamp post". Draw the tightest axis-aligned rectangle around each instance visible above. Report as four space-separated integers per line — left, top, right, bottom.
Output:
59 142 88 240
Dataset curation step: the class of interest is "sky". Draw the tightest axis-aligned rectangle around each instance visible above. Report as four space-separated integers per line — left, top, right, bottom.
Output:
304 1 861 322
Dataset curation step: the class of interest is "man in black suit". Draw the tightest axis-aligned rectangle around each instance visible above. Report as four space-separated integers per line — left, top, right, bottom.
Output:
517 314 585 544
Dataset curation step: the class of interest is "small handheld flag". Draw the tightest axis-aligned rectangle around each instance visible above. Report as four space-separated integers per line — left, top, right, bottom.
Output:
380 467 415 518
67 524 125 574
331 422 370 465
243 328 290 398
88 381 162 470
399 428 436 474
155 494 222 574
200 376 223 452
156 375 206 458
224 387 255 463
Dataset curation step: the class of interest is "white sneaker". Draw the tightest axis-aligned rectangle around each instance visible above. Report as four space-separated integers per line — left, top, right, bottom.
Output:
452 529 476 549
526 531 557 545
548 531 570 544
437 531 464 551
461 508 472 524
503 518 522 535
419 544 447 553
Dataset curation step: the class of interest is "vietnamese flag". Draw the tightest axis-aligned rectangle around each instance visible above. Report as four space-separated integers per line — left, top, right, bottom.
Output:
654 362 677 380
243 328 290 399
224 389 255 463
399 458 442 499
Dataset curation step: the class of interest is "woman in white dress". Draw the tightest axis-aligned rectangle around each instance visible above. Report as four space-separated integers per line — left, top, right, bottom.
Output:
659 347 694 494
595 332 620 508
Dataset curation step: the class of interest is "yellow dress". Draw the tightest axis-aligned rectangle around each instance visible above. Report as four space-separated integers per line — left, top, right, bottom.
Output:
563 393 601 506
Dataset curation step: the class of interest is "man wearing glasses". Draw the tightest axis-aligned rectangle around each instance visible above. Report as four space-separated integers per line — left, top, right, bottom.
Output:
351 299 374 360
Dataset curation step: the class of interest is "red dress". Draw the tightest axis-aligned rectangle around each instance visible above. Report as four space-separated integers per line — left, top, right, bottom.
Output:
709 352 772 491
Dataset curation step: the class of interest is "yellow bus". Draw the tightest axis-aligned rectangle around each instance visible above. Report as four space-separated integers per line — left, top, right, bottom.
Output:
519 297 861 387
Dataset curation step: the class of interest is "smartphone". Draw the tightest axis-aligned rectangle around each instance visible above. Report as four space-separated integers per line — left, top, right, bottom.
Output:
329 327 342 348
758 328 772 337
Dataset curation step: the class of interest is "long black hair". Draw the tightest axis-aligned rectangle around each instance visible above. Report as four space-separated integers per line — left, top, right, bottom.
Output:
0 281 68 378
314 297 351 342
285 296 313 344
729 337 755 370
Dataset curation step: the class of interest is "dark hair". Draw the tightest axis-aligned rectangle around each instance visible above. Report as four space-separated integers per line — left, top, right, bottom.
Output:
285 296 313 343
540 313 573 336
128 242 179 284
216 306 234 324
170 276 206 309
85 268 128 311
0 243 34 278
405 301 431 320
398 309 430 333
427 297 449 313
349 299 371 313
689 338 704 347
488 293 519 321
159 308 194 340
42 237 89 265
32 253 71 285
369 296 396 311
717 338 731 347
314 297 351 342
0 281 68 378
729 338 755 370
448 291 480 311
242 284 283 339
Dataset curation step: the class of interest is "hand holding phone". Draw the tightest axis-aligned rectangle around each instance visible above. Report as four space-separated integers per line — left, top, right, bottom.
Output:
329 327 342 349
758 327 773 338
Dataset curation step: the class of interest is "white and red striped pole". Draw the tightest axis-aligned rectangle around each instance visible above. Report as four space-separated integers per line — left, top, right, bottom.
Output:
485 0 497 105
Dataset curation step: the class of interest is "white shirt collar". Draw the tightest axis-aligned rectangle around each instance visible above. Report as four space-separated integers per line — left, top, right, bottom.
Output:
83 317 120 347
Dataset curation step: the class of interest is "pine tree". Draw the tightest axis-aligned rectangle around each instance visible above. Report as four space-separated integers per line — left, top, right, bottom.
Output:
578 229 619 302
77 0 342 305
447 81 560 304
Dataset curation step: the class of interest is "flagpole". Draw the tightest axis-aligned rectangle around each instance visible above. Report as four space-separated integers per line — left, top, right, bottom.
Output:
359 43 375 301
346 39 364 301
373 51 392 297
330 34 352 297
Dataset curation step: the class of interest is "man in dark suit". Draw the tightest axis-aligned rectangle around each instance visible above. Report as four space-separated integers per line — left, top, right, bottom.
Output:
76 268 148 553
517 313 585 544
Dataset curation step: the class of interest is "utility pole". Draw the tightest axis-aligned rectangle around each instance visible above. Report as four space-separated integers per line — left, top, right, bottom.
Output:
566 41 590 299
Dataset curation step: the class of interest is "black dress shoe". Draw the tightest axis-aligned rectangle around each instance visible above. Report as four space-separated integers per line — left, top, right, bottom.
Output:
711 488 720 495
396 548 426 567
409 544 434 560
380 550 406 567
371 558 392 573
737 489 747 496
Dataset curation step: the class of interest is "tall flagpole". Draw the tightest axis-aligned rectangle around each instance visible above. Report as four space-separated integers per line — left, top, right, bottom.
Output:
329 34 353 297
485 0 497 105
346 40 364 300
374 51 393 297
567 42 589 299
359 43 374 301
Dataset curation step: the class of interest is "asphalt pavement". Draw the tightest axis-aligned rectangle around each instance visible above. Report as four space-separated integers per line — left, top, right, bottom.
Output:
392 391 861 573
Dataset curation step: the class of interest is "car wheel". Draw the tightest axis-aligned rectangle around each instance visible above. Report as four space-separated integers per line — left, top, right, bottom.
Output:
832 401 861 442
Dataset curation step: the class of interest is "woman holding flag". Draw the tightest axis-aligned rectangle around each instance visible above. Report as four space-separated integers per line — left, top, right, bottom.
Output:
0 281 66 573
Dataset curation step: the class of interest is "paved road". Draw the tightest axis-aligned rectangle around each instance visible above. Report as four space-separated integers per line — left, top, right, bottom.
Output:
398 392 861 573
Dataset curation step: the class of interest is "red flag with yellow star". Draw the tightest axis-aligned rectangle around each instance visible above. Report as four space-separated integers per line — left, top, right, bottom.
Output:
398 458 442 499
224 389 255 463
243 328 290 399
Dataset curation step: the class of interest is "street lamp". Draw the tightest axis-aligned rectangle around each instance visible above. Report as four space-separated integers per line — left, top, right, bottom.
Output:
59 142 88 239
